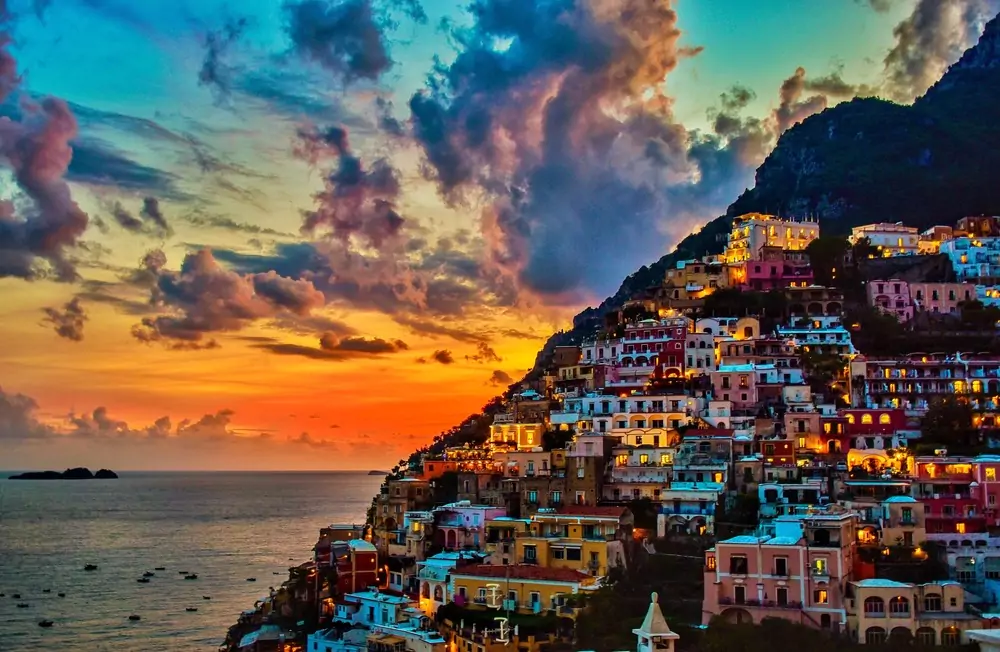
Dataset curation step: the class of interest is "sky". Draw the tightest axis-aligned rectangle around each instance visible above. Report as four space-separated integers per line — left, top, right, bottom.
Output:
0 0 996 471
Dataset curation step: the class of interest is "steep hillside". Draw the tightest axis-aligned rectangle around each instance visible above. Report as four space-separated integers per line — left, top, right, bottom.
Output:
538 11 1000 367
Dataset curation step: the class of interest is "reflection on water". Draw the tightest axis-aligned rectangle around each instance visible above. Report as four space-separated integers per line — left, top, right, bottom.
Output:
0 471 382 651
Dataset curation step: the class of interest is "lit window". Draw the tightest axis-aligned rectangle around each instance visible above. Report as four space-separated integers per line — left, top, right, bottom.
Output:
847 414 855 424
814 589 828 605
987 468 997 481
957 522 966 534
879 414 891 424
861 414 873 425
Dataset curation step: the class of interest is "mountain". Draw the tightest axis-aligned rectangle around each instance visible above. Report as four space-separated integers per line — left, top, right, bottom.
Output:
537 12 1000 361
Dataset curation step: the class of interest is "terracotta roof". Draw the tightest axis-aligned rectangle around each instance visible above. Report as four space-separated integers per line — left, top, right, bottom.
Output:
452 564 590 583
553 505 628 518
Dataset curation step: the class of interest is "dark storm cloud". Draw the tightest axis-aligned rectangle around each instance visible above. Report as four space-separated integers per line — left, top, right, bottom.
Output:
283 0 392 83
422 349 453 365
200 17 250 96
466 342 501 363
319 333 408 353
883 0 1000 102
0 38 89 281
250 333 408 361
107 197 171 237
41 297 88 341
488 369 513 386
407 0 764 300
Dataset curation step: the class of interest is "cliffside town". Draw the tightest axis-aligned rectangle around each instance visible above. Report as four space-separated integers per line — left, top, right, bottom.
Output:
226 213 1000 652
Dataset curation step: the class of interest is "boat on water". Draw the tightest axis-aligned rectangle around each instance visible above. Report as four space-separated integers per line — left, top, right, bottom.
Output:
186 607 198 612
42 589 51 594
16 603 29 608
246 577 256 582
84 564 98 571
142 571 155 577
202 596 211 600
57 593 65 598
12 593 21 599
154 567 165 571
178 570 189 575
128 615 141 621
184 574 198 580
136 578 150 584
38 620 53 628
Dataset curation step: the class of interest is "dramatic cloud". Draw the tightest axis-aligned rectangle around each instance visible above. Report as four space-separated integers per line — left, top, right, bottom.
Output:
406 0 762 300
295 124 404 247
883 0 1000 102
488 369 513 386
0 386 54 440
131 249 325 347
176 409 236 439
0 36 89 281
108 197 171 237
68 138 182 198
199 17 250 96
42 297 88 341
319 333 408 353
466 342 501 363
284 0 392 83
392 315 489 343
180 211 294 237
418 349 453 365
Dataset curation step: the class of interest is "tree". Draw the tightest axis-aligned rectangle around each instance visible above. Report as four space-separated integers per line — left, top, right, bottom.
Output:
921 396 979 452
805 236 850 287
542 428 574 451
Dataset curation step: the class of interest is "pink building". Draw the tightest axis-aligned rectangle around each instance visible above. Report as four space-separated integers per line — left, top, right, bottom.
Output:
433 501 507 551
909 283 975 316
703 512 857 631
737 257 813 291
867 279 913 323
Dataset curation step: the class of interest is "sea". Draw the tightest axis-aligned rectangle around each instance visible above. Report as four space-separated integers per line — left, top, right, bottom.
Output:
0 471 384 651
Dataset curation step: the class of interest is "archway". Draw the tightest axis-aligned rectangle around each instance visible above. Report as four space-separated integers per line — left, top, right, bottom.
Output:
421 582 430 599
445 530 457 549
433 585 443 602
720 608 753 625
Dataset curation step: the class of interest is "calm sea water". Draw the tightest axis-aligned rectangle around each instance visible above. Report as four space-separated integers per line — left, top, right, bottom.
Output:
0 471 383 651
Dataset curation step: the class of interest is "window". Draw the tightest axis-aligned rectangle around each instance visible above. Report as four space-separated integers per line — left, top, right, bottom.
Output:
813 558 828 575
879 413 891 424
889 596 910 616
798 436 806 449
924 593 941 612
729 555 748 574
774 557 788 576
566 548 582 561
847 414 855 424
864 597 885 616
523 545 537 561
529 592 540 605
866 628 887 645
776 587 788 606
916 628 936 646
861 413 874 424
734 586 746 605
553 548 565 560
941 628 959 646
814 589 828 605
707 556 716 571
988 468 997 481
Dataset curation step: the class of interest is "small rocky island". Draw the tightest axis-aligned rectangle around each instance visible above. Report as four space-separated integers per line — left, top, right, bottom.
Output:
9 467 118 480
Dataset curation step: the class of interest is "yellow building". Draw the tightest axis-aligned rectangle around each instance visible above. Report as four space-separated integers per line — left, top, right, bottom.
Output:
663 260 730 301
489 422 543 451
880 495 926 548
724 213 820 264
450 564 597 617
848 579 982 645
515 506 632 577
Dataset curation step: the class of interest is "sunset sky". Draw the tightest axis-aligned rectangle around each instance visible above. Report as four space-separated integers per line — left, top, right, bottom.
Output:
1 0 994 470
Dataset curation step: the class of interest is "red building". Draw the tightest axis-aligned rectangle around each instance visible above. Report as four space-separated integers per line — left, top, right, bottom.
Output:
330 539 379 595
620 318 688 377
913 458 987 535
735 249 813 291
841 409 907 450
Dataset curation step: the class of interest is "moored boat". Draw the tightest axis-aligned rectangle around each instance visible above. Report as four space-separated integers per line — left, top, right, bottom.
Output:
184 573 198 580
84 564 98 571
38 620 53 628
128 615 141 621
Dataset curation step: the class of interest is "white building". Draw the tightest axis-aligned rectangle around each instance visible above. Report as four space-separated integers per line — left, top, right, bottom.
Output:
851 223 919 256
724 213 820 264
777 317 856 355
415 551 484 616
658 482 725 536
941 237 1000 283
331 590 417 628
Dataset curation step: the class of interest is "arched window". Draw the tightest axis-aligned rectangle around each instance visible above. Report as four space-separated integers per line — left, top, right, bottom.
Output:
941 627 959 646
864 597 885 616
924 593 942 612
879 414 891 424
865 627 887 644
862 414 874 425
890 628 912 644
433 585 443 601
688 340 695 348
889 596 910 616
847 414 855 424
916 628 936 646
699 340 707 349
